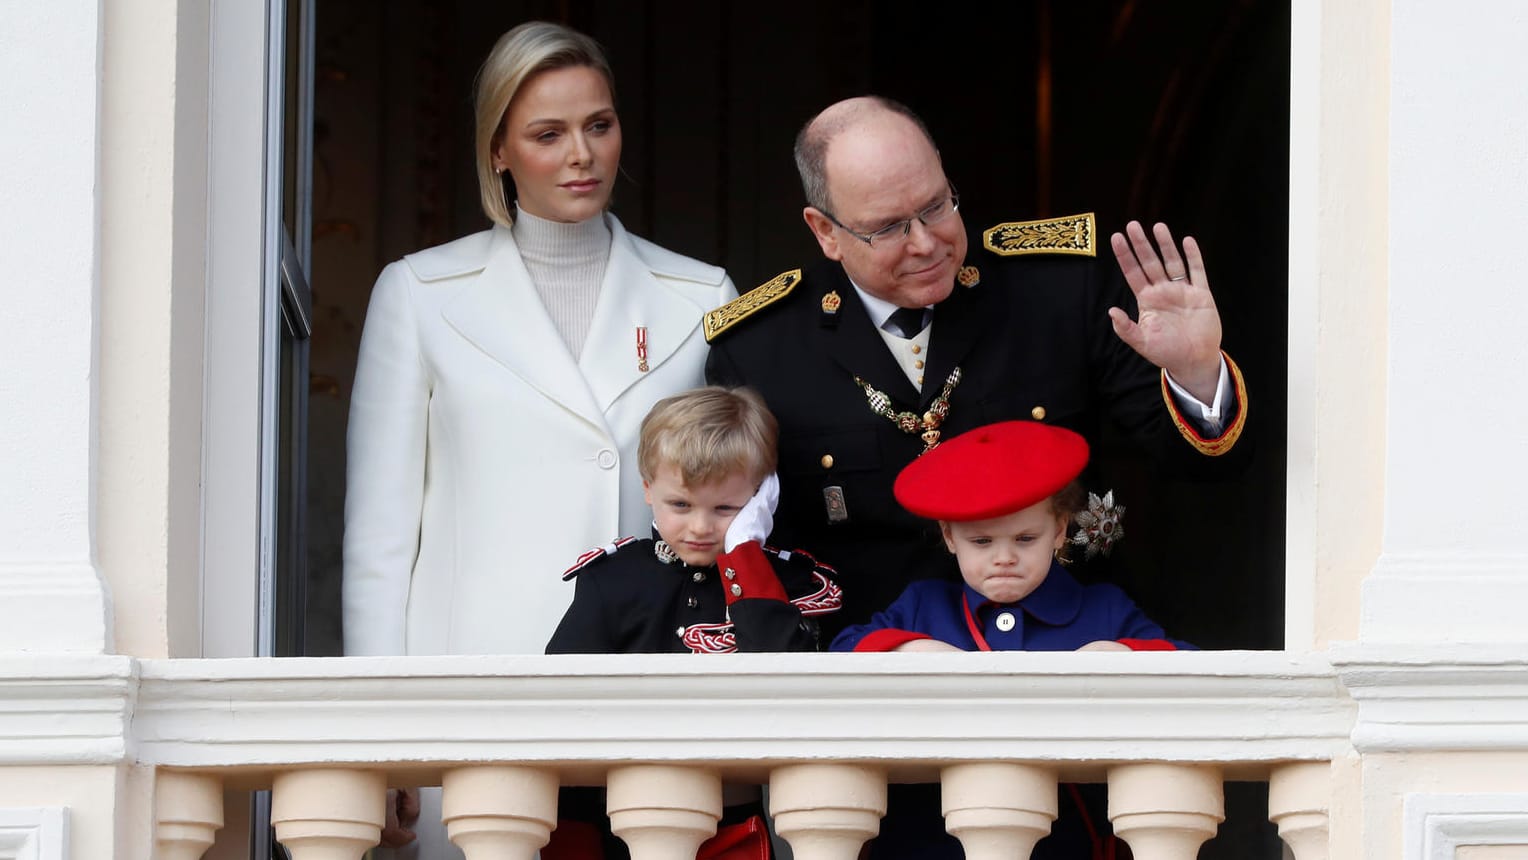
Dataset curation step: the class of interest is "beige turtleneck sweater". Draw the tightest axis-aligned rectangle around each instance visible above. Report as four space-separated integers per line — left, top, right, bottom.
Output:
512 204 612 360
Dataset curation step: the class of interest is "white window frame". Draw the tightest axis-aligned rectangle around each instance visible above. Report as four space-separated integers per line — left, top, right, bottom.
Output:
202 0 284 659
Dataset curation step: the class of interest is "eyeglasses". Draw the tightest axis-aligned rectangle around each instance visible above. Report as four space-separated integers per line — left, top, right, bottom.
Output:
821 188 961 249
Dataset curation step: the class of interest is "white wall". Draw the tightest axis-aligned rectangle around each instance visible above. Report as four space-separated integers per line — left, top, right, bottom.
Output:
0 0 111 654
1362 0 1528 642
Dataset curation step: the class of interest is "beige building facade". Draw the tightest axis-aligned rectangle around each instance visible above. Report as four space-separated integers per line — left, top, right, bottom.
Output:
2 1 1526 858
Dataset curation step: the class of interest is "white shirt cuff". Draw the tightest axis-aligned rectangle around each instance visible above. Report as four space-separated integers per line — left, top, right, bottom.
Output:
1164 355 1231 435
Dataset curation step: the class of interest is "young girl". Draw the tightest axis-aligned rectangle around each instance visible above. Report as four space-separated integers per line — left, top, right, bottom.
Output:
834 420 1190 860
832 420 1187 654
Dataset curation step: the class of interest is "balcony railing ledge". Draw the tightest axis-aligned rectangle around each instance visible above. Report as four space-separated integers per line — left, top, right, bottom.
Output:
0 653 136 765
128 651 1354 775
1330 641 1528 753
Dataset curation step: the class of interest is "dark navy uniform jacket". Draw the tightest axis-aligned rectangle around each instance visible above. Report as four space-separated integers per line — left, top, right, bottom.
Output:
706 228 1249 639
545 536 842 654
831 561 1193 652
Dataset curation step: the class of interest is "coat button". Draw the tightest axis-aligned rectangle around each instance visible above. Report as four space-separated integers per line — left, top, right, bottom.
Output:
914 360 924 369
692 571 706 582
686 596 699 609
676 626 687 637
596 448 618 469
1031 406 1046 421
911 344 922 355
995 611 1017 632
730 584 743 597
724 568 737 580
821 454 835 469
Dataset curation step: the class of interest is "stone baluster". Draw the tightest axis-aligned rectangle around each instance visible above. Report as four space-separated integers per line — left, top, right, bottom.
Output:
1107 764 1224 860
769 763 887 860
270 769 386 860
1268 761 1331 860
941 763 1058 860
606 765 722 859
442 766 560 860
154 771 224 860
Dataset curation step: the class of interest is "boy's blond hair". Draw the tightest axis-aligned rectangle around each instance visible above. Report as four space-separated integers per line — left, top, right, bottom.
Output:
638 387 778 486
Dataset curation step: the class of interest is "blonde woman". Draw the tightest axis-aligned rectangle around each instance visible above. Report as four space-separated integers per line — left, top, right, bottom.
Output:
343 21 734 856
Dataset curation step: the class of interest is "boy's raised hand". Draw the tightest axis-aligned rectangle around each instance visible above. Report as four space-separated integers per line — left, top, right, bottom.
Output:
724 473 780 552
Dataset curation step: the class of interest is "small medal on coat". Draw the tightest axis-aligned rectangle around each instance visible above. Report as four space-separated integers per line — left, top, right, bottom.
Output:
819 291 843 328
654 540 678 564
635 325 649 372
823 485 849 524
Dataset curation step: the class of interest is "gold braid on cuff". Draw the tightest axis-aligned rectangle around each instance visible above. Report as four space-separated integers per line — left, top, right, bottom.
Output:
1160 351 1247 456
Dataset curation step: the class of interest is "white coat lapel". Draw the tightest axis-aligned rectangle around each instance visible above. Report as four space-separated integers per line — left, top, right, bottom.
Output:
579 218 706 411
439 228 605 429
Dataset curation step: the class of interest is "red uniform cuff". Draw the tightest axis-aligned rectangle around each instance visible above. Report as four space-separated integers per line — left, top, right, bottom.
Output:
715 541 789 605
1118 638 1178 651
854 629 933 652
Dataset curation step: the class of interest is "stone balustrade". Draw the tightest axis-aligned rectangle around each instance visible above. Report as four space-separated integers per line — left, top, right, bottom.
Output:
40 651 1349 859
156 759 1331 860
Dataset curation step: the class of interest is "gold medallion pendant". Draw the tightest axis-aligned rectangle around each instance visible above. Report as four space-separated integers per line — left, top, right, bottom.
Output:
853 368 963 453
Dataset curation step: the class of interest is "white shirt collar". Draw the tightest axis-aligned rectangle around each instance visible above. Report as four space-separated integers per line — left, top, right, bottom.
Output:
849 279 930 330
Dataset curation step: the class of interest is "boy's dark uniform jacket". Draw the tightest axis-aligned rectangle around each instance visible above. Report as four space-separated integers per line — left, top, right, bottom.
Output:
546 536 843 654
545 537 841 860
704 214 1250 638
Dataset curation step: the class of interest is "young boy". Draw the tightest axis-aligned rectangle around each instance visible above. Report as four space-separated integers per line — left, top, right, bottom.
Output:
832 419 1187 654
544 387 841 860
547 385 841 654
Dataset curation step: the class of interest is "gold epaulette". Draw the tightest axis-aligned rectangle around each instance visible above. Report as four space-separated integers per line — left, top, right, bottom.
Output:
983 212 1096 257
704 269 802 342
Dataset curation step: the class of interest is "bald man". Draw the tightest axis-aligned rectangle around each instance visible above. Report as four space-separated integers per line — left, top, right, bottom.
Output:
705 96 1247 640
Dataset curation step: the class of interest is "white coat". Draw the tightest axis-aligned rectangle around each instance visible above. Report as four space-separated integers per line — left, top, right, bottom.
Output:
343 215 735 656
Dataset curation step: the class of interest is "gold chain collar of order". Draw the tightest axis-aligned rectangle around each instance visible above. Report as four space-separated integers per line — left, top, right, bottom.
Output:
853 367 963 452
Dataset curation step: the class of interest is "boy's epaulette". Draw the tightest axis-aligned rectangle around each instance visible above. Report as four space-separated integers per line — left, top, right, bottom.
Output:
703 269 802 342
562 536 639 580
982 212 1097 258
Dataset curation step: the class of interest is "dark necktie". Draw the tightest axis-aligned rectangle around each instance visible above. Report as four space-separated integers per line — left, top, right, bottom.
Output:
883 306 928 339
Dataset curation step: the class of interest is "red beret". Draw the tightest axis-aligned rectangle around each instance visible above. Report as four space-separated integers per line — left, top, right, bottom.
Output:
894 421 1089 521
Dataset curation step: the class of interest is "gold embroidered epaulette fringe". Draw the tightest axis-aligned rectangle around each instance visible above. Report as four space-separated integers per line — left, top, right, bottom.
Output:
704 269 802 341
983 212 1097 257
